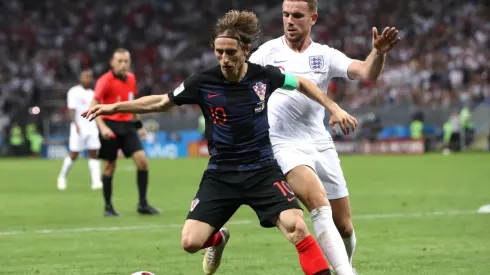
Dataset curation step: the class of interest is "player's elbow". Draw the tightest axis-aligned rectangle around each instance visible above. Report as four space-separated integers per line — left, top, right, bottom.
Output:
362 69 381 81
296 76 308 93
348 61 380 81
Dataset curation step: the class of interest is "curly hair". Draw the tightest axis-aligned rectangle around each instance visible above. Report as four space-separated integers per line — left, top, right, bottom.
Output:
211 10 261 49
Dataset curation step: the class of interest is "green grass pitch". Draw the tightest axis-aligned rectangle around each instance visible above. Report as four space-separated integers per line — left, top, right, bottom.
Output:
0 154 489 274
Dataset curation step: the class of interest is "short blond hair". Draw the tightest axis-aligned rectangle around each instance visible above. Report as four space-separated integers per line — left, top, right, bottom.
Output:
284 0 318 13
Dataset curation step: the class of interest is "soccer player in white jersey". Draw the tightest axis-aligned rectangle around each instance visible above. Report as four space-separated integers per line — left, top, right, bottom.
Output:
57 69 102 191
249 0 400 274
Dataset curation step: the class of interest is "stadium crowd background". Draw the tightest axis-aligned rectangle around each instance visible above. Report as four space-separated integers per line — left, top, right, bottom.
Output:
0 0 489 154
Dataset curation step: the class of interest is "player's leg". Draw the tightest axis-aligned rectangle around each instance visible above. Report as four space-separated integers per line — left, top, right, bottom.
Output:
97 133 119 216
86 133 102 190
57 151 79 190
245 166 331 275
122 130 159 215
330 197 355 265
274 145 351 274
57 127 82 190
276 209 331 275
316 148 356 266
87 149 102 190
183 170 240 275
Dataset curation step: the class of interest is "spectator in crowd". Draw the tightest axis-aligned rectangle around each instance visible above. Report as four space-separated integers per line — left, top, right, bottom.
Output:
0 0 489 144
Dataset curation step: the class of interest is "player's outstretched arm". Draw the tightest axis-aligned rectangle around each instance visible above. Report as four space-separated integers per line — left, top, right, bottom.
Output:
295 75 357 135
89 99 116 139
83 95 174 121
347 26 400 81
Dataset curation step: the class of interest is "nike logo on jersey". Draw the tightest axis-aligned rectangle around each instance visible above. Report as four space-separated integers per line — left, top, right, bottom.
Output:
273 59 287 64
287 197 296 202
207 94 220 99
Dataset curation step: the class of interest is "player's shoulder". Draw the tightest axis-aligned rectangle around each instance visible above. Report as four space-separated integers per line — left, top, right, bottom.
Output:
253 37 284 55
312 42 342 57
67 84 82 93
126 72 136 80
247 62 278 78
97 71 113 82
189 65 222 82
248 62 268 72
258 37 283 50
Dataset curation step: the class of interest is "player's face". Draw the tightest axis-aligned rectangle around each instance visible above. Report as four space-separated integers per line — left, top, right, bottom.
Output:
214 37 249 77
110 52 131 76
80 71 93 87
282 1 318 43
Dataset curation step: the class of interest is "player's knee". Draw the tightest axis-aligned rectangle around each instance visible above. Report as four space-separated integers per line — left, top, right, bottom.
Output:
303 190 328 211
136 159 148 171
335 218 354 238
87 150 98 159
292 218 309 244
181 235 203 254
279 210 309 244
133 151 148 170
103 162 116 175
69 152 79 161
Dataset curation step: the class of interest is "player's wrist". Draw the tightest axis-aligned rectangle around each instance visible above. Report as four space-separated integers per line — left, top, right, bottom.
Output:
112 102 121 112
326 102 341 115
373 48 387 55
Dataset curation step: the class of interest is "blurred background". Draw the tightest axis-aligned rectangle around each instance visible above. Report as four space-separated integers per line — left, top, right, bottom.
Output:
0 0 489 158
1 1 489 275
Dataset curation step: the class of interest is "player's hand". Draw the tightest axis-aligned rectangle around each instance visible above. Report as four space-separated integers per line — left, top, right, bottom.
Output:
372 27 400 54
100 126 116 139
82 104 117 121
138 128 147 140
329 108 357 136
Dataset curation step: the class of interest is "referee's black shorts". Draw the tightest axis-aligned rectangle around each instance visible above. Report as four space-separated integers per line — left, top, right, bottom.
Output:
98 119 143 161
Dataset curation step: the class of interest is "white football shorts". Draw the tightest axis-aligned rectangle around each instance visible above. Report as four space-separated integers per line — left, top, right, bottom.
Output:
272 142 349 200
68 125 101 152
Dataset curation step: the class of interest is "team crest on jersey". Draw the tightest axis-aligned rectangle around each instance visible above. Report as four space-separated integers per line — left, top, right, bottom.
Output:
309 55 324 70
253 82 267 101
190 198 199 212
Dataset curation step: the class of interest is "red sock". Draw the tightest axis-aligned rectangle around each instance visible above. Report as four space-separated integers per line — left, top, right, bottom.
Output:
296 235 330 275
201 231 223 249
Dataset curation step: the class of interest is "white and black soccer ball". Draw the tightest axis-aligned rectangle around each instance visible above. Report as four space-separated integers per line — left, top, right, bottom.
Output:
131 271 155 275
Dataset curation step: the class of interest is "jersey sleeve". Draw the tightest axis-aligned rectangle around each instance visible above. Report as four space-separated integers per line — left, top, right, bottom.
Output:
93 75 109 102
66 88 76 109
168 74 201 106
327 47 354 79
264 65 286 92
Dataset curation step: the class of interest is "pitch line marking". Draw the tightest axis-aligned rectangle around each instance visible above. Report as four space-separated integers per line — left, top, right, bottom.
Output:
0 210 483 237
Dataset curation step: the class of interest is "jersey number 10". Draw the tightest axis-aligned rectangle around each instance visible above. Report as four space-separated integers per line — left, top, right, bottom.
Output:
209 106 227 125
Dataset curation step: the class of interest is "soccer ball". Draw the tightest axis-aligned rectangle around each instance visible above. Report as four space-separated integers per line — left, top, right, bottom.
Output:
131 272 155 275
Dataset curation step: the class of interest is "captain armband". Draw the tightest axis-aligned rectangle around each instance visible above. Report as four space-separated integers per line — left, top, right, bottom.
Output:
282 72 298 90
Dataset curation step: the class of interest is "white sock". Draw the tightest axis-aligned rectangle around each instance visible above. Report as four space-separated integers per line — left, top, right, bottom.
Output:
310 206 352 275
88 158 101 183
343 229 356 265
59 156 73 178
